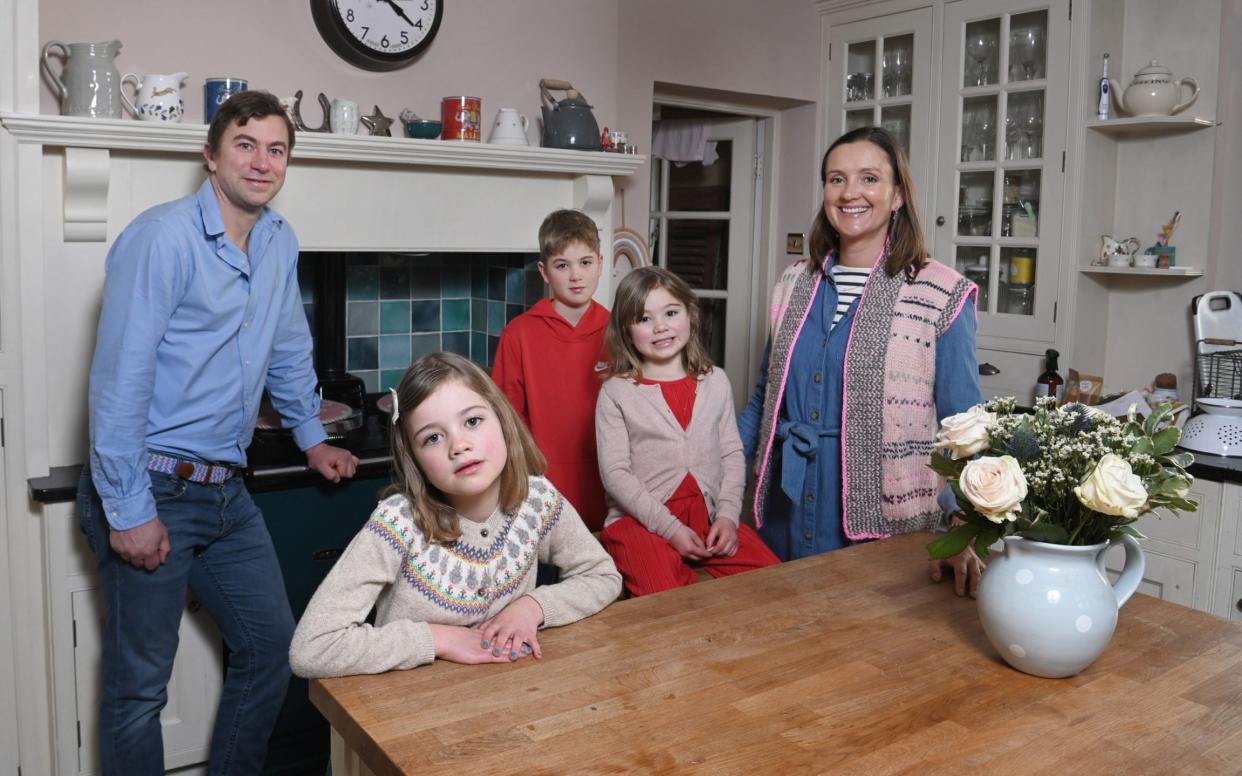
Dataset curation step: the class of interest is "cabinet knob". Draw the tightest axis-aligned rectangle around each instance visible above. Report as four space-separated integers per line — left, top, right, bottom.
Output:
1236 598 1242 613
979 362 1001 376
935 216 946 226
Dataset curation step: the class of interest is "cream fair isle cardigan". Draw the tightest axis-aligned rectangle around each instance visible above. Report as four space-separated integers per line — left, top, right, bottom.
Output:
595 367 745 540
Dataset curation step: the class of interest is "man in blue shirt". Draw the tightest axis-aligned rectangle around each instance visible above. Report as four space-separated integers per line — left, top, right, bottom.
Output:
77 91 358 775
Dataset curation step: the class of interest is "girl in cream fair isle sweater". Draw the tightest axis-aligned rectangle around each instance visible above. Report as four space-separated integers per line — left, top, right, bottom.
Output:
289 352 620 677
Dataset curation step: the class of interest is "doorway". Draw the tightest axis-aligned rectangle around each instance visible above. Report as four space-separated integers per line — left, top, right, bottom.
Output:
649 106 764 405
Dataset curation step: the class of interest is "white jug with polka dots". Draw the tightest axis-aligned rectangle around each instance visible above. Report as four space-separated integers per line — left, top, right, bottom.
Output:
976 534 1144 678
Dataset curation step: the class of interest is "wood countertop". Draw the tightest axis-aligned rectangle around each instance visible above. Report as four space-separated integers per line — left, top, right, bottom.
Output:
310 533 1242 775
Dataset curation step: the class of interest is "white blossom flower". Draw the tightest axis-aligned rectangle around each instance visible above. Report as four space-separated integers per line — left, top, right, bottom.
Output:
936 405 996 459
959 455 1028 523
1074 453 1147 518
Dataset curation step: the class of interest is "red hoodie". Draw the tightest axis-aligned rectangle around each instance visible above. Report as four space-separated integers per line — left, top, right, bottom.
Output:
493 298 610 531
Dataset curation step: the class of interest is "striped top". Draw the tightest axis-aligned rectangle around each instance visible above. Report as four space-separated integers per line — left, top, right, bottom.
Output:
829 264 873 327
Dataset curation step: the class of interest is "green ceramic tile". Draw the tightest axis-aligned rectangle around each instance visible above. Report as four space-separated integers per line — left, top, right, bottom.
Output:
380 301 411 334
443 299 470 331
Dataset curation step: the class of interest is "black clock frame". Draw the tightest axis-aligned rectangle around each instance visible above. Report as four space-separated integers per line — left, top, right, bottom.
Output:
310 0 443 72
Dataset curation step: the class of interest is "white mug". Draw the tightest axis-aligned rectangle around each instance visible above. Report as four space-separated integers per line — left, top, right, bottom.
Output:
1133 253 1158 268
1107 252 1133 268
488 107 529 145
330 98 359 135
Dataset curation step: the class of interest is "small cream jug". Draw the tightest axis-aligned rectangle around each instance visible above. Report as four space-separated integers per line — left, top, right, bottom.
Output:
41 39 123 119
1108 60 1200 117
488 107 530 145
121 72 188 123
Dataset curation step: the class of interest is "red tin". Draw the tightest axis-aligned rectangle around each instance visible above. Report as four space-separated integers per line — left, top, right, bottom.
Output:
441 96 482 142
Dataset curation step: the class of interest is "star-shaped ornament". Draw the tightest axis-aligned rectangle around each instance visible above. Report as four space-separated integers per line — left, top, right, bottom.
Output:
360 105 394 137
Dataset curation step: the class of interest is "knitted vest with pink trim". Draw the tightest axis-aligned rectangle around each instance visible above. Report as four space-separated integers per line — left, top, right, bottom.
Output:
754 255 976 540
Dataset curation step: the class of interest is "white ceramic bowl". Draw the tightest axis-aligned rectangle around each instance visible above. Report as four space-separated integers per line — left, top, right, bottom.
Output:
1179 413 1242 457
1197 397 1242 416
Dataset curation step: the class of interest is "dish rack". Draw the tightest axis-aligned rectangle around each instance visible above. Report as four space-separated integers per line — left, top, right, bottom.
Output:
1194 344 1242 411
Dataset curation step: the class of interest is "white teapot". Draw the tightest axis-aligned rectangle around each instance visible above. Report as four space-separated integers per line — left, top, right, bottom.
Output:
1108 60 1199 117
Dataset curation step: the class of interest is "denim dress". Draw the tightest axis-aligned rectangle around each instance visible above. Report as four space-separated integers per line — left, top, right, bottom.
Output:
739 262 982 562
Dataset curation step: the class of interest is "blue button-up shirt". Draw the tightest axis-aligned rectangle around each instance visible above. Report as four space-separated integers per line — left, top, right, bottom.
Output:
89 180 325 529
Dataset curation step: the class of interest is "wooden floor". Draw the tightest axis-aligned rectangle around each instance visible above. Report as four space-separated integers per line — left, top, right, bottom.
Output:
313 533 1242 775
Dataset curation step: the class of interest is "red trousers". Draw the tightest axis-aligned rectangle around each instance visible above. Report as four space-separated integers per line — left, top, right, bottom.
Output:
601 476 780 598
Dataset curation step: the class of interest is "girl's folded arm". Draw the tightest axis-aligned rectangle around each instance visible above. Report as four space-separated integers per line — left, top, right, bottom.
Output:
595 387 684 540
529 494 623 627
289 523 436 678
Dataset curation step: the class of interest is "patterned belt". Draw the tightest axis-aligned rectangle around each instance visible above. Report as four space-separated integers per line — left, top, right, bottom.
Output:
148 453 240 484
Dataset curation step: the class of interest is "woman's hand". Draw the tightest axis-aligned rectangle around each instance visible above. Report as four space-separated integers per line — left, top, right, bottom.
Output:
669 525 711 562
705 520 739 557
429 624 513 665
928 545 986 598
478 595 545 661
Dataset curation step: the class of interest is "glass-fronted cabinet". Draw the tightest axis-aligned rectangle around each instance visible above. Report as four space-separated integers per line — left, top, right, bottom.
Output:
825 8 934 203
934 0 1069 345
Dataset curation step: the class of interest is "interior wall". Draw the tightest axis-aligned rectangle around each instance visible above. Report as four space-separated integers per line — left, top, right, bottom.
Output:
1100 0 1221 396
39 0 620 155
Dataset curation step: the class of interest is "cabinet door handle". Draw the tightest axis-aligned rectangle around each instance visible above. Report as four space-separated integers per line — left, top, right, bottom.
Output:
935 216 946 226
1236 598 1242 613
979 362 1001 376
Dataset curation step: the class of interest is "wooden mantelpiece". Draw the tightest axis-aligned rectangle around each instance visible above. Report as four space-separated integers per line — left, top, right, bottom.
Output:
312 533 1242 775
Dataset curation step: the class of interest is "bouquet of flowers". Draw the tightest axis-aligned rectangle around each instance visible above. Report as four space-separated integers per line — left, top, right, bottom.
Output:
927 397 1198 560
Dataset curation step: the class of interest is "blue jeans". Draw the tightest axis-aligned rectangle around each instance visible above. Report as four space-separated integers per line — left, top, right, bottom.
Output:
77 467 295 776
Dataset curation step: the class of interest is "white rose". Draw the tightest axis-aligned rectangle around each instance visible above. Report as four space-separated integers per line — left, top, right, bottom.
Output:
936 405 996 460
959 455 1028 523
1074 453 1147 518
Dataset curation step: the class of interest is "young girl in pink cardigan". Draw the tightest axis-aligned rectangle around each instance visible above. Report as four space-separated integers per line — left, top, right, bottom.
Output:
596 267 780 597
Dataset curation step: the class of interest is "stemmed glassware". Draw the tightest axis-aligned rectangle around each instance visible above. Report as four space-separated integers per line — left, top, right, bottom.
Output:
1020 95 1044 159
883 46 911 97
1011 28 1043 80
966 31 997 86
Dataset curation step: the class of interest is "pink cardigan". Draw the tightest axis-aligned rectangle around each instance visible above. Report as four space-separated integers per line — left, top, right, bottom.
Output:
595 367 744 540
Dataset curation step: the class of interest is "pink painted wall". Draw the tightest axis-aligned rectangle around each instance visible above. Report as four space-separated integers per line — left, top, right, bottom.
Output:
39 0 620 139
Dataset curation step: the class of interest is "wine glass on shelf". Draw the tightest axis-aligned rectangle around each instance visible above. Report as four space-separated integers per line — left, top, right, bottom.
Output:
1012 27 1043 80
1020 95 1044 159
1005 113 1021 160
966 31 997 86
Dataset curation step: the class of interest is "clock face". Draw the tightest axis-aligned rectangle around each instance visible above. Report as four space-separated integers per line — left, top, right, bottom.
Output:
312 0 443 71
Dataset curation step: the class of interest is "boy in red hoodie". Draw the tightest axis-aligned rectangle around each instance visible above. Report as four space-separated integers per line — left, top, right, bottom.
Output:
493 210 610 530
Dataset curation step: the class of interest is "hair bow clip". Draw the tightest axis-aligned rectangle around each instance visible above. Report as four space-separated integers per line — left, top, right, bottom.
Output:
388 387 400 425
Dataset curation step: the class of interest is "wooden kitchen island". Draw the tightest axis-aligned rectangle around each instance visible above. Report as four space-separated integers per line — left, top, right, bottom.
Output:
310 533 1242 774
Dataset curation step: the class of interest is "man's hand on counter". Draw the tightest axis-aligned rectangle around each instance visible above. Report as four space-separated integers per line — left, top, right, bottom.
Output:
111 517 171 570
306 442 360 483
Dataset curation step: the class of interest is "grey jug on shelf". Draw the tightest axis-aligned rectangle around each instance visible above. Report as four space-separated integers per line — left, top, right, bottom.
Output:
41 39 123 119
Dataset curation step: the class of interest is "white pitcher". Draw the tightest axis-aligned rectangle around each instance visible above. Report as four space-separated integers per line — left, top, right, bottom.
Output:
121 72 188 123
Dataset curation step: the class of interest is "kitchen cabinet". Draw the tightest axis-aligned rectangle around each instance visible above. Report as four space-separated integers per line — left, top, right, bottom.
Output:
821 0 1072 403
1213 483 1242 624
43 501 222 775
1102 477 1221 611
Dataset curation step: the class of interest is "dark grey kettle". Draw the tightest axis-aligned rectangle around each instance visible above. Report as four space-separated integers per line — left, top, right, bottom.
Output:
539 78 601 151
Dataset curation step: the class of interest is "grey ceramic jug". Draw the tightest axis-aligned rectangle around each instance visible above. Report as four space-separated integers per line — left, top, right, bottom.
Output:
41 40 123 119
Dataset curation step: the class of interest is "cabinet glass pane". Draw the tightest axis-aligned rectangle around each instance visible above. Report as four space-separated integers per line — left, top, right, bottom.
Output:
667 220 729 290
1008 11 1048 82
847 41 878 102
1000 169 1040 237
961 95 998 162
881 104 911 154
956 246 992 313
668 141 732 211
959 171 994 236
845 109 872 133
1005 90 1044 160
881 34 914 98
964 18 1001 87
999 247 1036 316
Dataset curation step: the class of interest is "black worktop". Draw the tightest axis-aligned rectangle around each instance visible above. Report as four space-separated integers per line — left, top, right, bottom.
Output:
29 407 397 504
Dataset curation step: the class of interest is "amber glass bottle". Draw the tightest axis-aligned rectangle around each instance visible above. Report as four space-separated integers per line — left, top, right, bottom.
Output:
1036 348 1064 401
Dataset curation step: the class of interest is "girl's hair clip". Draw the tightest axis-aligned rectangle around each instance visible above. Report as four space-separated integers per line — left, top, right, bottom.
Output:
389 387 400 425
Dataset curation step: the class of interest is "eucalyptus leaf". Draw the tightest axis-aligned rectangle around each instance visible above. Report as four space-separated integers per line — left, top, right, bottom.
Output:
929 451 963 478
1150 427 1180 455
1110 524 1146 540
1020 522 1070 544
1131 437 1153 456
1144 403 1173 436
927 523 980 560
1161 452 1194 469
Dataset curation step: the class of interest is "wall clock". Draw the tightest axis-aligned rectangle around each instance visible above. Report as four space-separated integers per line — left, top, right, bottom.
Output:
311 0 443 71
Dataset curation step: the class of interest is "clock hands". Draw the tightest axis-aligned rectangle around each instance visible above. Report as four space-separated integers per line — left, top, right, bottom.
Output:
378 0 416 27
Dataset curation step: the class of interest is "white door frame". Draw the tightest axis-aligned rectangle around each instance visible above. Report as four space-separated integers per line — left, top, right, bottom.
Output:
651 92 779 409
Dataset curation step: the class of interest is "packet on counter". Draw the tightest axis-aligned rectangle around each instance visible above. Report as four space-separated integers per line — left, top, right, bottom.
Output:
1064 369 1104 405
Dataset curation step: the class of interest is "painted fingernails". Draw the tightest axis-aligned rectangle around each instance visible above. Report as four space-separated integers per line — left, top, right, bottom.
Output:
492 648 501 656
509 651 518 659
481 640 490 649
